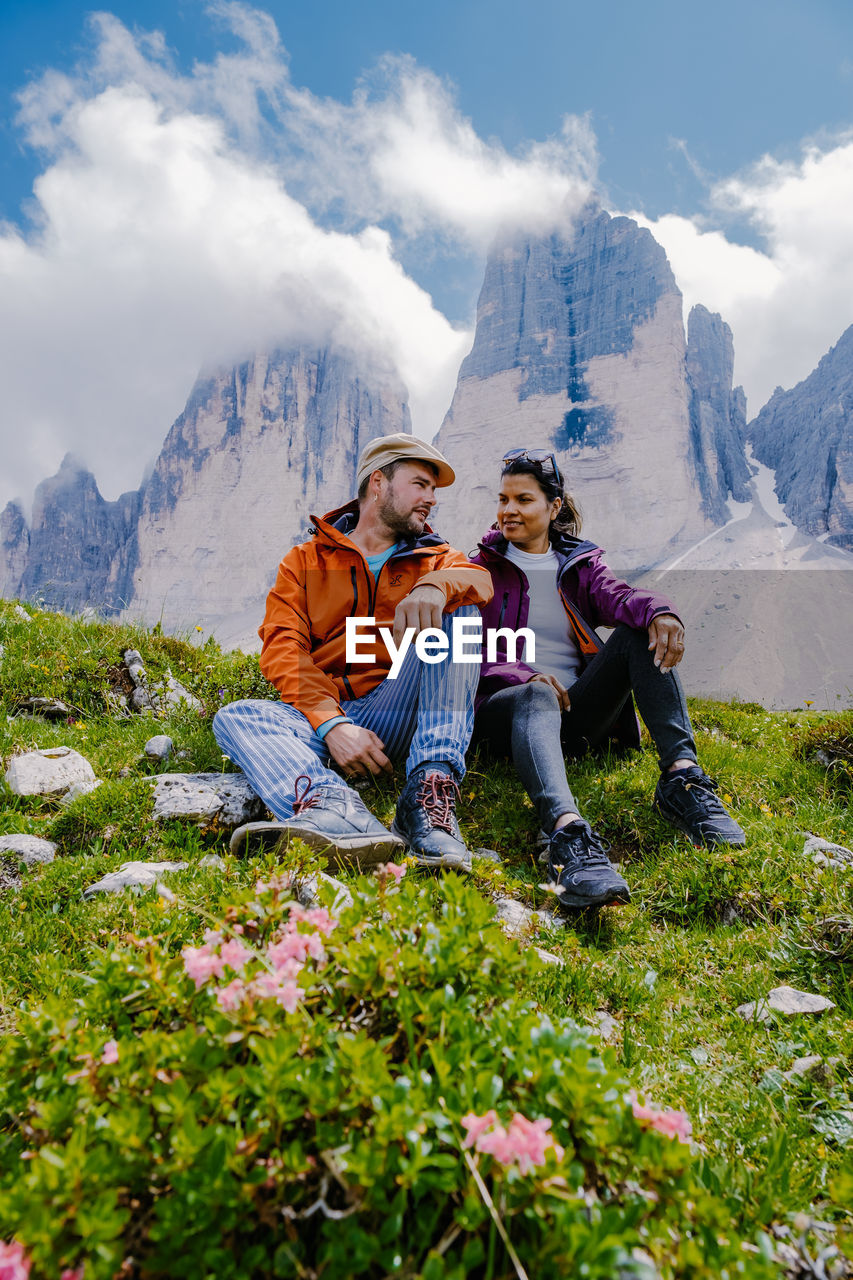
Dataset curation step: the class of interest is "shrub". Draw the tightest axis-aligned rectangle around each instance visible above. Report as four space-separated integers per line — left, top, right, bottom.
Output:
0 869 776 1279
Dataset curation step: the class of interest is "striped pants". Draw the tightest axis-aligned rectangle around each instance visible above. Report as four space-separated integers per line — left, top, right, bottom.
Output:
213 606 480 820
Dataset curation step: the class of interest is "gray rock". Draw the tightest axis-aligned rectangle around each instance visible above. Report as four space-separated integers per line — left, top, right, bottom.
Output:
151 777 222 823
106 691 130 717
472 846 502 863
0 834 58 866
123 650 202 716
749 324 853 550
532 945 564 968
804 833 853 870
737 985 836 1022
296 871 354 915
59 778 103 806
198 853 226 870
591 1010 620 1041
151 771 265 827
784 1055 842 1085
4 747 96 796
83 859 188 898
493 895 566 937
144 734 173 761
16 697 70 719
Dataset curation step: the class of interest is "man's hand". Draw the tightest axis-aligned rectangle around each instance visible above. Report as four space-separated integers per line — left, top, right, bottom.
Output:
392 583 446 645
528 672 571 712
325 722 392 777
648 614 685 673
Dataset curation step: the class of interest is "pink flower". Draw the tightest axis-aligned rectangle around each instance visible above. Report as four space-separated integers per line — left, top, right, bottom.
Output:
61 1267 85 1280
202 929 223 946
253 973 300 1012
286 903 337 936
267 933 310 967
377 862 406 883
181 944 225 989
0 1240 31 1280
219 938 251 972
629 1092 692 1143
505 1114 564 1173
461 1110 499 1149
100 1040 119 1066
215 979 246 1012
461 1110 562 1172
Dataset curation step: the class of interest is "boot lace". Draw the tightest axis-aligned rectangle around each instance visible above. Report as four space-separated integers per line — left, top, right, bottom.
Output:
682 772 728 815
416 773 460 833
292 775 320 815
552 824 612 872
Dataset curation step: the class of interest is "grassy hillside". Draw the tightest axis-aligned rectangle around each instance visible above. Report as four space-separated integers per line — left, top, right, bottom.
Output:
0 600 850 1278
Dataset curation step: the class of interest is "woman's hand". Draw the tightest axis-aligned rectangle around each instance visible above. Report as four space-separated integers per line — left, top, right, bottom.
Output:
528 672 571 712
648 614 685 672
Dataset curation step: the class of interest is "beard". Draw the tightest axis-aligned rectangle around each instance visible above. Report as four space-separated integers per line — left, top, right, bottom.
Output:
376 490 429 539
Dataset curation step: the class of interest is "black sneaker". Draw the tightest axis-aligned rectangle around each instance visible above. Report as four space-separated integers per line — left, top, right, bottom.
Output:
654 766 746 847
391 765 471 870
230 775 405 868
547 821 631 908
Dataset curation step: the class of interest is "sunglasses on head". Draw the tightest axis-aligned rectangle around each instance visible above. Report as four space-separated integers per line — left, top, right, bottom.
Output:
501 448 563 486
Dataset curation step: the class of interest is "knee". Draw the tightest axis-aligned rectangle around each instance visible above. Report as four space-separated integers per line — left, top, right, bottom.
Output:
212 698 255 742
441 603 479 634
516 679 562 715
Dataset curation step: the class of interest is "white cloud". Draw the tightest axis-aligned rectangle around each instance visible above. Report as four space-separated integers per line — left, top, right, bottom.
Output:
635 135 853 413
281 59 597 245
0 5 597 513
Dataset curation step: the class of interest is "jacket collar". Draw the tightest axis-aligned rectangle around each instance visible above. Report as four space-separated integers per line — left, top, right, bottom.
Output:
310 500 447 552
477 523 598 568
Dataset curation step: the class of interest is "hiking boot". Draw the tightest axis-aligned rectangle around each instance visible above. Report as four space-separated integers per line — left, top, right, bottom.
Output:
546 821 631 908
229 774 405 869
391 765 471 870
654 766 746 847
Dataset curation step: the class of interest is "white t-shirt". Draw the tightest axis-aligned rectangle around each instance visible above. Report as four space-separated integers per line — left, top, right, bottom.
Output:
505 543 582 687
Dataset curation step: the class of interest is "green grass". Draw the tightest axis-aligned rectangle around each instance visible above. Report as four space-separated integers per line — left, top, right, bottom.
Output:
0 598 851 1271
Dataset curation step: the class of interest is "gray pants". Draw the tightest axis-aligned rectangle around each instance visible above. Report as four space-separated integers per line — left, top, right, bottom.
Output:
475 624 697 832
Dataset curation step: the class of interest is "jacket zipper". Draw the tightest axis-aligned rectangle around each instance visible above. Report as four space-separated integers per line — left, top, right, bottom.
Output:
340 566 361 696
497 591 509 628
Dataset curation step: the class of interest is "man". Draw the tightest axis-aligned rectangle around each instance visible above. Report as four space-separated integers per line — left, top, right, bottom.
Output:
216 433 493 870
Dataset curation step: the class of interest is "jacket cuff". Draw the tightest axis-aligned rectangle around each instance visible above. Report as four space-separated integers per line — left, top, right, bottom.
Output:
316 715 351 740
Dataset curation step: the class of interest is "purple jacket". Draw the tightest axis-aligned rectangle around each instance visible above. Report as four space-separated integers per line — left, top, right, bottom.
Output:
470 527 680 747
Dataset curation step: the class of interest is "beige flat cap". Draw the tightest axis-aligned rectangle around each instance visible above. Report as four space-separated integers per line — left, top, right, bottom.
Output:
356 433 455 489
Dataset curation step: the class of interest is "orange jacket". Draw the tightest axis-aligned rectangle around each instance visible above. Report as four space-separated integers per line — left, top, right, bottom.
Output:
259 501 494 730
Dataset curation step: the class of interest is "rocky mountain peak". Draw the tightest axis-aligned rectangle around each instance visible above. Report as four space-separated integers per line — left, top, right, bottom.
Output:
435 206 748 566
748 323 853 550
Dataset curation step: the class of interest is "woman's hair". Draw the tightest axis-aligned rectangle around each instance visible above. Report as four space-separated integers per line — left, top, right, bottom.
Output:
500 457 583 540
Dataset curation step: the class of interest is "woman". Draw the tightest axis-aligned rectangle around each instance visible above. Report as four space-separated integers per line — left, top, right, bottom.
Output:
471 449 745 909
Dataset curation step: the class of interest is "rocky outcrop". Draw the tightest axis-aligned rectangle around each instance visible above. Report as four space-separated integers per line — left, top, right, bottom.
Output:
435 208 749 567
127 347 410 630
1 348 409 623
748 325 853 551
686 305 752 522
0 501 29 598
2 456 140 612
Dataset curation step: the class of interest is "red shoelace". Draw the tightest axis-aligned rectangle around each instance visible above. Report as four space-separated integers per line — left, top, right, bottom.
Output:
417 773 460 833
292 775 320 815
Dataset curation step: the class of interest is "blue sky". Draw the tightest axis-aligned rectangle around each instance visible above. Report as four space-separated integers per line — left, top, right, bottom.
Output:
4 0 852 228
2 0 853 508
